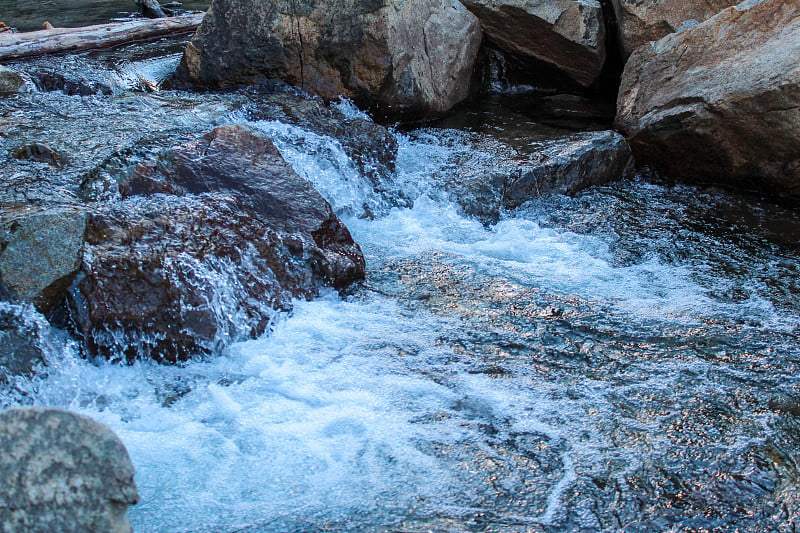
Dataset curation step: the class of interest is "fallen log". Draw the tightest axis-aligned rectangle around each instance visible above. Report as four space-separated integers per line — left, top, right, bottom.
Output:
0 13 204 61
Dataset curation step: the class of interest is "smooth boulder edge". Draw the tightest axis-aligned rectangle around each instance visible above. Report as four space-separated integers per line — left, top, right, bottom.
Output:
174 0 482 119
0 407 139 533
615 0 800 199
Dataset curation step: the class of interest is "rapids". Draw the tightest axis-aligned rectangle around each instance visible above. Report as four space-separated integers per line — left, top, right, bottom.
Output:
1 35 799 533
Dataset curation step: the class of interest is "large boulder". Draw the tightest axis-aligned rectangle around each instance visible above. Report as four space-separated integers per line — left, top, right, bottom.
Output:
0 207 86 313
462 0 606 87
74 125 365 362
175 0 482 118
0 408 139 533
610 0 740 58
615 0 800 198
438 130 634 224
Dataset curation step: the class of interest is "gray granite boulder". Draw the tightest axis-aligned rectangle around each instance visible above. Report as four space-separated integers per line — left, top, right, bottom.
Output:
440 130 634 223
0 407 139 533
0 207 87 313
175 0 481 118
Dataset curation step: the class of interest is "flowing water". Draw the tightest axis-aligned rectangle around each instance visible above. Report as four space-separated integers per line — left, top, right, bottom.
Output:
1 34 800 533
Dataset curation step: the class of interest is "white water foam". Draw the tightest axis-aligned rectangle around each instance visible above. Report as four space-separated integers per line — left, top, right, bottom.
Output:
2 114 796 531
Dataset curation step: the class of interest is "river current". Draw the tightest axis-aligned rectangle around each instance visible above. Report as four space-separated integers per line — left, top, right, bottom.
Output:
1 35 799 532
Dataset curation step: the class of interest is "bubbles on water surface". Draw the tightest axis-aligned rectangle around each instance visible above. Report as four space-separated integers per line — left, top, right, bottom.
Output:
1 78 800 531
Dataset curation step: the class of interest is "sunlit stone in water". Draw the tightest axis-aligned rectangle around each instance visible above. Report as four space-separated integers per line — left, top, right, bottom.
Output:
1 37 799 533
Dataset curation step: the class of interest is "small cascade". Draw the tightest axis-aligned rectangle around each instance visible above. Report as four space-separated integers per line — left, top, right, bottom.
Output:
0 33 799 533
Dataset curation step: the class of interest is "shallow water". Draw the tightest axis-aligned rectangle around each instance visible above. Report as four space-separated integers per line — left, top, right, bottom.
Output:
1 39 800 533
0 0 211 32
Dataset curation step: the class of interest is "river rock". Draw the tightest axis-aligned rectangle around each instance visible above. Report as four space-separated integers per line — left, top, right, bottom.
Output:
610 0 740 58
241 84 408 213
0 407 138 533
0 303 48 376
462 0 605 87
0 207 87 313
441 130 634 223
74 125 365 362
615 0 800 198
175 0 481 118
0 65 24 95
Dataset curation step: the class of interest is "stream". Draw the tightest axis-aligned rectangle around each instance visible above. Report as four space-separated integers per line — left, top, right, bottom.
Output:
1 22 800 533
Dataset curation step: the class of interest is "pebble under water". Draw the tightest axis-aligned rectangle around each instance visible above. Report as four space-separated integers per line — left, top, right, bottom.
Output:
1 40 800 533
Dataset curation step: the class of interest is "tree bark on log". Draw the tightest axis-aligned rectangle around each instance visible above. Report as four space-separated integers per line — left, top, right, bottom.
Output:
0 14 204 61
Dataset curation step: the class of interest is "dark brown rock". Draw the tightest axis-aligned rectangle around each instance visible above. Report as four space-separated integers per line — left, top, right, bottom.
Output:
74 125 364 362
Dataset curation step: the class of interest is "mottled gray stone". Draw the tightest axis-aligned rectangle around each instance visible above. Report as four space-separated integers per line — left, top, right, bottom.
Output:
0 407 139 533
0 303 48 376
441 130 634 224
0 65 24 96
0 207 86 313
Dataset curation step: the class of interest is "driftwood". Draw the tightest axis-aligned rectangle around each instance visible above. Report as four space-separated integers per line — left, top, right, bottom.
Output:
0 14 204 61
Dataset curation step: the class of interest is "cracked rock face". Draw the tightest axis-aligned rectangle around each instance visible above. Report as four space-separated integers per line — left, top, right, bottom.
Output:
175 0 481 118
610 0 740 58
0 408 138 533
76 125 365 362
615 0 800 198
461 0 606 87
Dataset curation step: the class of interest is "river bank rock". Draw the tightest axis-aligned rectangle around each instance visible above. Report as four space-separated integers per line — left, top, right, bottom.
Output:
175 0 481 118
0 65 24 95
0 407 139 533
75 125 365 362
440 130 634 224
610 0 740 58
0 207 87 313
462 0 605 88
615 0 800 199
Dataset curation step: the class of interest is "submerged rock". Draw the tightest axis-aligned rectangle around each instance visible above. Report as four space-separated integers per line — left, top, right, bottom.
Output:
241 85 408 213
0 207 87 313
175 0 481 118
615 0 800 199
442 130 634 223
0 304 48 376
462 0 606 87
0 407 138 533
0 65 24 95
610 0 740 58
75 125 365 362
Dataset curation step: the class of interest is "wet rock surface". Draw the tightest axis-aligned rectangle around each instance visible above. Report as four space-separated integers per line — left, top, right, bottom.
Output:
240 84 407 212
175 0 481 118
432 130 634 224
462 0 606 87
76 125 364 361
0 304 48 377
616 0 800 199
0 207 87 313
0 407 138 533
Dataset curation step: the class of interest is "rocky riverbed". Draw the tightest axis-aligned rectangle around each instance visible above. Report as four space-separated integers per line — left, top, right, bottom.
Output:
1 0 800 531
